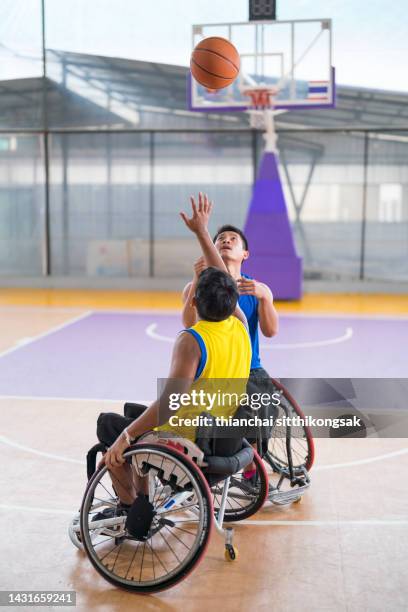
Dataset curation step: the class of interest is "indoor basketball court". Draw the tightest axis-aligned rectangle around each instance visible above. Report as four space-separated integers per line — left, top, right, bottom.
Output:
1 1 408 611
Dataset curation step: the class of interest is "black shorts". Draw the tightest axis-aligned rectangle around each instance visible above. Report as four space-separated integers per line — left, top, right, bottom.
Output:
96 403 146 448
96 402 243 458
243 367 279 444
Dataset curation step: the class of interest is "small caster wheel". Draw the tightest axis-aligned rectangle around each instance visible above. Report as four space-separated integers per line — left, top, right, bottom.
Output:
68 515 83 550
293 496 302 504
225 544 239 561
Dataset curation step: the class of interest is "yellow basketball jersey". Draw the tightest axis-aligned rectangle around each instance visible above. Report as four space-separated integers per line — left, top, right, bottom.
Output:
157 316 252 441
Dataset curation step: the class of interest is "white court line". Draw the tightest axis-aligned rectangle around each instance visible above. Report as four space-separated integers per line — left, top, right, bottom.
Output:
0 503 406 525
0 503 75 516
88 308 408 321
240 519 408 526
1 433 408 473
0 394 153 404
314 447 408 470
145 322 354 349
0 435 85 465
0 310 93 359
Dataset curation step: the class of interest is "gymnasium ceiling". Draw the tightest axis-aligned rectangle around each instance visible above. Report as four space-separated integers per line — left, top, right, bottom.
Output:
1 49 408 132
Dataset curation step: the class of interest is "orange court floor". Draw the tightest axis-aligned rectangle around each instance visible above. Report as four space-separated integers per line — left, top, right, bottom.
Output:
1 287 408 315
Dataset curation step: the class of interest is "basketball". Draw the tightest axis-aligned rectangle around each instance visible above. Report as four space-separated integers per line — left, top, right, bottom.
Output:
190 36 240 90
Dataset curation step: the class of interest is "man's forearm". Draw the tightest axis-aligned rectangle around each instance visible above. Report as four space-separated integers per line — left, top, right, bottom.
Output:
182 280 198 328
126 401 159 440
258 296 279 337
195 229 228 273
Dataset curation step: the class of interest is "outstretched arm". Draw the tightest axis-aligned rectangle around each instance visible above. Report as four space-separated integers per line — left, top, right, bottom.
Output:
180 193 248 330
181 256 206 328
180 193 228 272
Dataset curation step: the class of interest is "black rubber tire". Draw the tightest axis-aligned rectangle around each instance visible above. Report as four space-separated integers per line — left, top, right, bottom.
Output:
212 449 268 522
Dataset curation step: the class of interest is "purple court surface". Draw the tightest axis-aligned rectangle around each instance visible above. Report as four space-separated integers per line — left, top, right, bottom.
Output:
0 311 407 401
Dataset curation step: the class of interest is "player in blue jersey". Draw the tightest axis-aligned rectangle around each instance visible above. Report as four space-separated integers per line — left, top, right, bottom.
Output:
182 195 279 474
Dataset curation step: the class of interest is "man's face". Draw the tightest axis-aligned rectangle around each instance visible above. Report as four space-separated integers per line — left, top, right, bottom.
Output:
214 231 249 264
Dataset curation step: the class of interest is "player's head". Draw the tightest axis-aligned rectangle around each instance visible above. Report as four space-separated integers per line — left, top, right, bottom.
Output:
213 225 249 264
193 267 238 322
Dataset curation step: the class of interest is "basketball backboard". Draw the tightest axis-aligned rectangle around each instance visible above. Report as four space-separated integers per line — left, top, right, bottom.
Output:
188 19 335 112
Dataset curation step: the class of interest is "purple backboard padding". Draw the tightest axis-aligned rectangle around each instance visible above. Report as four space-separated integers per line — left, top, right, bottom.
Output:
245 213 297 255
243 152 302 299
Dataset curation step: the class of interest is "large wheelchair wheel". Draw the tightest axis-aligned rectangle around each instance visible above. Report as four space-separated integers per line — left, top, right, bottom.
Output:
266 378 315 476
211 449 268 522
80 443 213 593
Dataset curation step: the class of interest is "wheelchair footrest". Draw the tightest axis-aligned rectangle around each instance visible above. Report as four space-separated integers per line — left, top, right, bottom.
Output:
269 480 311 505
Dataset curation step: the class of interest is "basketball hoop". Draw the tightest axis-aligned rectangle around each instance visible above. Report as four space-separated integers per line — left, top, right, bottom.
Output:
242 86 279 110
241 85 282 153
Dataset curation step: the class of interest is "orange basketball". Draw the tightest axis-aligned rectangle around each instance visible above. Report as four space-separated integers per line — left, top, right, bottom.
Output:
190 37 240 90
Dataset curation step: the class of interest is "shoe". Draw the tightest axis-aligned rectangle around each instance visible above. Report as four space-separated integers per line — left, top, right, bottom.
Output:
92 503 129 522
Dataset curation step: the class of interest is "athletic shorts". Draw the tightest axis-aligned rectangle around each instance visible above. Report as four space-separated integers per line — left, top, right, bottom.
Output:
96 402 243 458
243 367 279 444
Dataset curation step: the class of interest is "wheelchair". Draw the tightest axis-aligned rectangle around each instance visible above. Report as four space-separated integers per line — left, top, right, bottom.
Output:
260 377 313 506
210 378 314 519
69 428 268 593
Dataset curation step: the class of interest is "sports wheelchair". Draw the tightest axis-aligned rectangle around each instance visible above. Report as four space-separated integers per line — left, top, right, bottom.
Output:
258 378 313 506
69 426 269 593
69 379 313 592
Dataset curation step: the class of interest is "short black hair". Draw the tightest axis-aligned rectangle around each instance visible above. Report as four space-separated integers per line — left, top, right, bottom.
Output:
213 225 249 250
195 267 238 322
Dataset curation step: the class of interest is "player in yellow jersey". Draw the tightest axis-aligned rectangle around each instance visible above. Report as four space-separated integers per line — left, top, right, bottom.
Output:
97 194 251 508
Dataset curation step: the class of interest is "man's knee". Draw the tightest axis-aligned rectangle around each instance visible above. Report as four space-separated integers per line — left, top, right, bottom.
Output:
97 412 122 447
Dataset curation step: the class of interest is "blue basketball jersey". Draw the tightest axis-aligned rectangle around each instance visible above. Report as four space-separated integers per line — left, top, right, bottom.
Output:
238 273 262 370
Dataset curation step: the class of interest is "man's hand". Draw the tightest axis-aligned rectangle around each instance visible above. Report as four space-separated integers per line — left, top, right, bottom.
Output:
180 192 213 236
98 432 129 469
237 278 271 301
193 256 207 281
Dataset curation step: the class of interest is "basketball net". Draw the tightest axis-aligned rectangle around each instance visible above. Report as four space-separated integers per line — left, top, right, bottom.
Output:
241 86 286 154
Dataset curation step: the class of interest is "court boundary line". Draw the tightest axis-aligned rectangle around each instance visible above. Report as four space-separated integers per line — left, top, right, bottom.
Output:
146 322 354 349
0 394 142 404
1 432 407 472
0 503 407 526
0 310 94 360
0 435 86 465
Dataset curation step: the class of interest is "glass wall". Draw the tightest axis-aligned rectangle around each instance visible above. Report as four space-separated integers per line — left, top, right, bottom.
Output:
364 132 408 281
152 132 253 277
277 131 365 280
0 134 45 275
1 127 408 281
49 132 152 276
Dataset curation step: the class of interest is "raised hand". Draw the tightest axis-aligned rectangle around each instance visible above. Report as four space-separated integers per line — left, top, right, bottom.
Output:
180 192 213 235
193 256 207 281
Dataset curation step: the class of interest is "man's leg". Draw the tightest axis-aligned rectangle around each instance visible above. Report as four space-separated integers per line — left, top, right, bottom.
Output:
97 411 148 504
242 368 278 474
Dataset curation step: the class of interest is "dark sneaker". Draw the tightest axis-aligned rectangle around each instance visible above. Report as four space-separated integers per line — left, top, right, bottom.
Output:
92 503 129 522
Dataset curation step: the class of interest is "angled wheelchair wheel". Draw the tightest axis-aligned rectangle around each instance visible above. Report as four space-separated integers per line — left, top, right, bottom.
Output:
266 378 315 476
211 449 268 522
80 443 213 593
